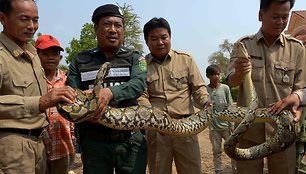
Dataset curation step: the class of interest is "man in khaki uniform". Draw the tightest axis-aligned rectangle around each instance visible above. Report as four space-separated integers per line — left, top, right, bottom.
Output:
270 24 306 173
0 0 75 173
227 0 306 174
138 17 210 174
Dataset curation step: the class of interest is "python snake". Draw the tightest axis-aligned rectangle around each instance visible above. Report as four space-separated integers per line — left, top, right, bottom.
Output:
57 44 296 160
222 42 296 160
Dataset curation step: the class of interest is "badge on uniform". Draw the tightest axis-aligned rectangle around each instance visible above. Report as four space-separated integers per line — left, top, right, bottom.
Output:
282 68 290 83
138 57 147 71
13 50 20 58
176 79 183 89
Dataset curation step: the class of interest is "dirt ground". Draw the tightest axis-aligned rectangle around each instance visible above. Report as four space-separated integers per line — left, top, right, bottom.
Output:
69 129 242 174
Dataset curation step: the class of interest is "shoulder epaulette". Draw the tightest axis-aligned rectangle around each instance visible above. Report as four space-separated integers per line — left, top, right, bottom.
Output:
172 50 191 57
285 35 304 47
0 42 4 51
117 46 134 58
237 35 254 42
76 49 96 64
88 47 100 55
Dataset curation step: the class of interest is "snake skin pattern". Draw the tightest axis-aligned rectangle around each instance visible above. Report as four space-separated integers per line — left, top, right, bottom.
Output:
222 42 296 160
57 45 297 160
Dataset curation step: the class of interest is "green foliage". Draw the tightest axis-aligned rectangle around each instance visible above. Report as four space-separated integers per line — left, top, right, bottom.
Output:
219 75 238 102
230 86 239 102
208 39 234 75
64 3 143 65
58 64 68 72
119 3 143 53
65 23 96 64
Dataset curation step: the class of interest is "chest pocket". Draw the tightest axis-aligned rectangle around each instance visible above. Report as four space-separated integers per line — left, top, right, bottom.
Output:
274 61 295 85
250 57 265 82
147 72 159 93
169 70 188 90
12 77 34 96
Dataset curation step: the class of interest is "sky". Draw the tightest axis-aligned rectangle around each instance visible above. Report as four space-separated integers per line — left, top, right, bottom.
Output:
3 0 306 79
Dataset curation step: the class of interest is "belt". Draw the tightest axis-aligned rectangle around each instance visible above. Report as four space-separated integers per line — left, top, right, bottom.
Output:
82 128 131 142
0 128 44 137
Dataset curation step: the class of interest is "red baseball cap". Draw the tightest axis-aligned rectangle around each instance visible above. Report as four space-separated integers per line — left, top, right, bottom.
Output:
35 34 64 51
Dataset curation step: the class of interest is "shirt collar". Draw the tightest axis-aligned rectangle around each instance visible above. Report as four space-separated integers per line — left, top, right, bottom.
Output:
147 49 173 64
254 29 285 47
46 69 65 84
55 69 62 81
0 32 37 60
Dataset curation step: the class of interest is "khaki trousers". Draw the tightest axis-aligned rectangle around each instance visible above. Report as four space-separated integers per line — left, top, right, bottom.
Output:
0 132 46 174
146 130 202 174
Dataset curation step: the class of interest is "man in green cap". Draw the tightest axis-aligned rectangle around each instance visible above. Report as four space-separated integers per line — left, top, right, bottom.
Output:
66 3 147 174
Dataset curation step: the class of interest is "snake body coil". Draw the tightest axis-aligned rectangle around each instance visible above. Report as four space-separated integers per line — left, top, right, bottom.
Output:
57 49 296 160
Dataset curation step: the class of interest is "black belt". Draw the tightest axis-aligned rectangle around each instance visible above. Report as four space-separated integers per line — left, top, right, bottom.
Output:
0 128 44 137
78 123 131 142
83 129 131 142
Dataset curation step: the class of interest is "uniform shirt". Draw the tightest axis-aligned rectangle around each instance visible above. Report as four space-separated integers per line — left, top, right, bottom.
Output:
0 33 48 129
66 47 146 131
139 49 209 118
66 47 146 105
227 30 306 142
43 69 74 161
207 84 233 131
228 30 306 108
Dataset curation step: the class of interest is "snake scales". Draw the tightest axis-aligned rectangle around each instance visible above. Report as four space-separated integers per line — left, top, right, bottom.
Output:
57 44 296 160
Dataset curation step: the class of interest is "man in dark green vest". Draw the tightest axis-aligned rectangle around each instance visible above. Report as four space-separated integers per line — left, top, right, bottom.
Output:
66 4 147 174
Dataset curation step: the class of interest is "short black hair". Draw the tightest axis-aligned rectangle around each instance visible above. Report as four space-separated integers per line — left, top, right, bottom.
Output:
0 0 13 14
260 0 295 11
0 0 36 15
143 17 171 43
206 64 220 77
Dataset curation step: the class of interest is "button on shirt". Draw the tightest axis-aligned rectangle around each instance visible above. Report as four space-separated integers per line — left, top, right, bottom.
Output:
0 33 48 129
44 69 74 161
139 49 209 118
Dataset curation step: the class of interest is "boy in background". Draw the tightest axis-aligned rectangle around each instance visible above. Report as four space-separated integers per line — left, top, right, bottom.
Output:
206 64 236 174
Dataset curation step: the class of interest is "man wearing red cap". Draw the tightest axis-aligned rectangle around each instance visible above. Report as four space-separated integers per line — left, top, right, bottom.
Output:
0 0 76 174
35 34 75 174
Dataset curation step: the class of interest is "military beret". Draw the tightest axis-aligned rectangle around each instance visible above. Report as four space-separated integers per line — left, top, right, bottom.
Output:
92 4 124 23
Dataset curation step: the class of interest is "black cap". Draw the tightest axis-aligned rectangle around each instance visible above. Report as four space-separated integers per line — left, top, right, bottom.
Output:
92 4 124 23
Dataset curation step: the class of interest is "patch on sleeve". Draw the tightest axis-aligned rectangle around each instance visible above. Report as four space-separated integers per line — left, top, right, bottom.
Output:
138 57 147 71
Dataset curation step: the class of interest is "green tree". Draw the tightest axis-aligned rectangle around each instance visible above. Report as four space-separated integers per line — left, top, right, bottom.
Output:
120 3 143 52
65 3 143 64
208 39 234 76
65 23 96 64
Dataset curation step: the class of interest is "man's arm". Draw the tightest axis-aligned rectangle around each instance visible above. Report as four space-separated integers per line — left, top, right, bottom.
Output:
109 54 147 102
137 88 151 107
188 56 210 108
65 59 83 89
